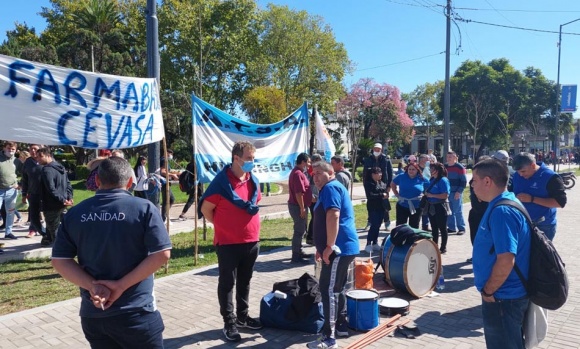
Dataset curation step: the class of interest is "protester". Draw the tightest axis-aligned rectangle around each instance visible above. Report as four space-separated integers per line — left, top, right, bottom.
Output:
394 162 404 176
363 167 388 250
199 141 263 342
471 158 531 349
37 147 73 246
0 141 20 240
51 156 172 348
178 160 203 220
445 150 467 235
363 143 393 230
160 150 178 224
330 155 352 190
309 161 359 349
423 162 451 254
391 162 429 228
511 152 566 241
467 155 491 262
20 144 44 238
287 152 313 263
133 156 148 199
418 154 431 230
305 154 323 246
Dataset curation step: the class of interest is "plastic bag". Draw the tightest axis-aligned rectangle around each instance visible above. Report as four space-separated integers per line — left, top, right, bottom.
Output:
354 258 374 289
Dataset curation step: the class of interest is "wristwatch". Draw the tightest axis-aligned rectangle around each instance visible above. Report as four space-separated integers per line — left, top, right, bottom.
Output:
481 289 494 297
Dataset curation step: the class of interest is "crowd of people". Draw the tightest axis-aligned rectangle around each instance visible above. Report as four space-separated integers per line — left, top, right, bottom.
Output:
0 138 570 349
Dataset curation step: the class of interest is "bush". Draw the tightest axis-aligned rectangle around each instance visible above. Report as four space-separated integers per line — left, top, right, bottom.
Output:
76 166 91 180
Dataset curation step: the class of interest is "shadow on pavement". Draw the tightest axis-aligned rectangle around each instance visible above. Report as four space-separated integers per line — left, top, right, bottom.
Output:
414 307 483 339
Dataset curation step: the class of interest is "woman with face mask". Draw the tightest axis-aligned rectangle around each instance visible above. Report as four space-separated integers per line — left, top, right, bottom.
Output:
391 163 430 228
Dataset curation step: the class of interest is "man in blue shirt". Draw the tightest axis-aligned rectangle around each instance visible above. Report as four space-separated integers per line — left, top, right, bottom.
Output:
52 157 172 349
309 161 359 349
471 159 531 349
511 152 566 241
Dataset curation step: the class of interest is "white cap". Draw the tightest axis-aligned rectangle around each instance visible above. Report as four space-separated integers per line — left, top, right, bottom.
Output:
373 143 382 149
492 150 509 162
408 155 417 162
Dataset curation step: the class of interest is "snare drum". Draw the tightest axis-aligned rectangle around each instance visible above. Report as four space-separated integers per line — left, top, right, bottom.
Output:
382 237 441 297
378 297 410 316
346 289 379 331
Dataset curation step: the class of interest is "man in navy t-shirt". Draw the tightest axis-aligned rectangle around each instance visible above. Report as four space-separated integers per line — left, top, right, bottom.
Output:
52 157 172 349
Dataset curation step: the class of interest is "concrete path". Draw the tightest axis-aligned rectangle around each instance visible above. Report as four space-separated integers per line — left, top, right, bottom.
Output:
1 181 579 349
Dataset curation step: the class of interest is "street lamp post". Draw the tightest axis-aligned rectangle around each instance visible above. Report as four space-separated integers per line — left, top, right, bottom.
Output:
555 18 580 171
520 135 526 153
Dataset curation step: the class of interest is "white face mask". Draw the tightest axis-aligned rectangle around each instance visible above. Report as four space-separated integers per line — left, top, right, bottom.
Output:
373 151 381 157
4 150 15 158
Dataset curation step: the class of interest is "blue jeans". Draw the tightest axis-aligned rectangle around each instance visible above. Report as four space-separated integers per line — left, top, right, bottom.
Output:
81 310 165 349
481 297 528 349
0 187 17 235
447 192 466 231
536 223 556 241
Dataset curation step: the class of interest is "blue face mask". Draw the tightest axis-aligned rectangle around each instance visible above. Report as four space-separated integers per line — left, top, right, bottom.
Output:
241 161 254 173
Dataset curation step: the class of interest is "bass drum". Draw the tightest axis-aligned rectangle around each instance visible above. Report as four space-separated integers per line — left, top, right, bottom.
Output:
381 237 441 298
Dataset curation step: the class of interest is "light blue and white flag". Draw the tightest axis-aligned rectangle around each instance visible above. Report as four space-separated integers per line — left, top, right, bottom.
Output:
314 109 336 162
0 54 164 148
193 95 309 184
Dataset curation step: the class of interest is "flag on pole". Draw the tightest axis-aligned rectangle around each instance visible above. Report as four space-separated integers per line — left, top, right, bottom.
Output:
314 109 336 162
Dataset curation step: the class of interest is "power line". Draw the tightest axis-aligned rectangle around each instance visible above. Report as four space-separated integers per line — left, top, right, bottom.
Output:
453 16 580 36
453 7 580 13
356 52 445 72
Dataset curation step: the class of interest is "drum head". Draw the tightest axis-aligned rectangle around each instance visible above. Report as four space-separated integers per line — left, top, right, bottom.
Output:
346 289 379 300
378 297 410 316
403 239 441 297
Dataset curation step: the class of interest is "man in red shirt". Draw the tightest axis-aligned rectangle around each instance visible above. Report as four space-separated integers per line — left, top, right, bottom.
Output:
288 152 313 263
200 141 262 342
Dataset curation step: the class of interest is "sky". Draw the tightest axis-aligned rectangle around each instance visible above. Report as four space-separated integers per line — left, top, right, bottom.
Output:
2 0 580 116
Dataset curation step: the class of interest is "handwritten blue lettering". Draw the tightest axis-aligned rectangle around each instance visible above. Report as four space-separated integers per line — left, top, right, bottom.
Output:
63 72 87 108
140 83 150 112
93 78 120 111
4 61 34 98
58 111 79 145
33 69 61 103
83 111 102 148
133 114 145 146
122 83 139 112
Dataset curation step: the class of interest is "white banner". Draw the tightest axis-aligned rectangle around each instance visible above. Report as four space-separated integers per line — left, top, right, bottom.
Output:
314 109 336 162
0 54 164 148
193 95 309 184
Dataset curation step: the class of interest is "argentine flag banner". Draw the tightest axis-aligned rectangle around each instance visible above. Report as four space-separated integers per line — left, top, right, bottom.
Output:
192 95 309 184
0 54 164 148
314 109 336 162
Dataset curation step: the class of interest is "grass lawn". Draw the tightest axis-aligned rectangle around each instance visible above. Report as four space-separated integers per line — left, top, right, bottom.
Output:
0 203 367 316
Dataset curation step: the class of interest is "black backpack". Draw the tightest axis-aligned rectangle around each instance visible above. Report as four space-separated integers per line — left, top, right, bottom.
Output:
178 170 195 193
488 200 568 310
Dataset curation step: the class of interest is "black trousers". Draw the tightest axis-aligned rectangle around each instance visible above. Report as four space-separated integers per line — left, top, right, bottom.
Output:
160 184 175 222
216 241 260 324
428 204 449 251
28 194 44 235
468 209 485 245
395 203 422 228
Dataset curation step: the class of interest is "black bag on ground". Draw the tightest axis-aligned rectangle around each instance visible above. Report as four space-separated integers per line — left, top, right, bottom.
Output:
260 273 324 333
488 200 568 310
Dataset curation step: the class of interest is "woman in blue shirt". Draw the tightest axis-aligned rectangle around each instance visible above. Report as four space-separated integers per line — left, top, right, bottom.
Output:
391 163 430 228
423 162 451 254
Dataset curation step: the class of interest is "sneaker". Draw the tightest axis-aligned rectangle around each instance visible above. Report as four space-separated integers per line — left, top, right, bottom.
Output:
26 231 35 238
236 316 263 330
440 248 447 254
335 322 350 338
266 192 271 197
422 226 430 231
457 230 465 235
372 244 381 252
4 233 18 240
223 323 241 342
384 222 391 231
178 215 186 221
447 229 457 233
305 239 314 246
466 258 473 263
307 336 337 349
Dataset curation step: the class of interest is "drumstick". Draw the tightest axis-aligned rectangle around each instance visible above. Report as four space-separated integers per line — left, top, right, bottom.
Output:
344 315 404 349
347 319 410 349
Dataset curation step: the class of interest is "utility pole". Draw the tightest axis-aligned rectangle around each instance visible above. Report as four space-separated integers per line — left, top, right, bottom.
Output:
146 0 161 205
443 0 452 154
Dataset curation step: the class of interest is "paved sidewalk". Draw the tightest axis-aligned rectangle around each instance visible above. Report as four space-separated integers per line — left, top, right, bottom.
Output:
1 183 579 348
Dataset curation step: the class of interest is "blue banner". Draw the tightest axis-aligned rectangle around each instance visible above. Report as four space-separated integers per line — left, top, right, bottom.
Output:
561 85 577 112
192 95 309 184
